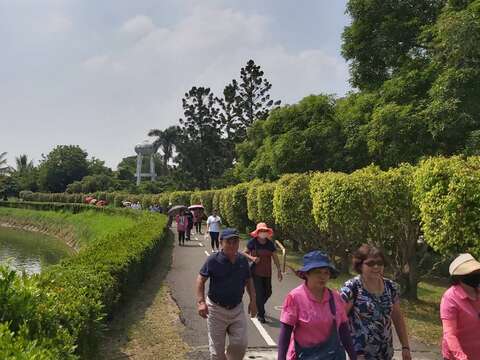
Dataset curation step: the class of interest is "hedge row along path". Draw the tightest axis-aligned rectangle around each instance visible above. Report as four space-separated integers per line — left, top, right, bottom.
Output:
101 224 441 360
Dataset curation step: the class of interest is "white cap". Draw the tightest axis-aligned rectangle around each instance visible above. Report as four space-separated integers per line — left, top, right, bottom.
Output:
449 253 480 275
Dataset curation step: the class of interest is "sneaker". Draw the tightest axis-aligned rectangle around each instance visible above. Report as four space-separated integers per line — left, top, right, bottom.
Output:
257 315 267 324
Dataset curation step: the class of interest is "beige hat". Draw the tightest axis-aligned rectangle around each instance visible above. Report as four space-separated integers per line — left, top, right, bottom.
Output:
449 253 480 275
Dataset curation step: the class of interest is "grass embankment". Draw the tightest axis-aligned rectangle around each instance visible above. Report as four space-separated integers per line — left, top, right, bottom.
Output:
0 206 172 359
0 206 137 250
284 251 443 346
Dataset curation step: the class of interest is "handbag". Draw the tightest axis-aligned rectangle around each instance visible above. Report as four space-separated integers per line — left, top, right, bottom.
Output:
294 289 346 360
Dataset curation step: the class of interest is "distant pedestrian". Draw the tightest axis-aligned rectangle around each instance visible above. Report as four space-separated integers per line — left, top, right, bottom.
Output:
186 210 194 241
243 222 282 323
176 210 187 246
340 244 411 360
207 209 222 252
278 251 356 360
194 209 203 234
196 228 257 360
440 253 480 360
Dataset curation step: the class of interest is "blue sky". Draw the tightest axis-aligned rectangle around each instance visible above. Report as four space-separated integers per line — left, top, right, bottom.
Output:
0 0 351 169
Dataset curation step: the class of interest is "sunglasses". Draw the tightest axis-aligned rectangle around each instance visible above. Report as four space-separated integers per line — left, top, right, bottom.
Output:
363 260 384 267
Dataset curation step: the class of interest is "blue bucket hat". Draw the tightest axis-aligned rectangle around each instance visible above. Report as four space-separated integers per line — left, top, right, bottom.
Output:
297 250 339 279
220 228 240 241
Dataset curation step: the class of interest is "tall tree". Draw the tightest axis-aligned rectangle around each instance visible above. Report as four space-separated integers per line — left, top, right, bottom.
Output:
0 152 10 175
37 145 89 192
342 0 445 90
225 60 281 142
148 125 180 172
15 154 34 173
176 86 225 189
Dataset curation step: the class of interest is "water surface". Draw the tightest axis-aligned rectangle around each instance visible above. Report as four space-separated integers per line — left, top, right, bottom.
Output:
0 226 73 274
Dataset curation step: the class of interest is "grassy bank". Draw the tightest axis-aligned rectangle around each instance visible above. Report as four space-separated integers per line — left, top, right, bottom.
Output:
0 206 168 359
285 251 444 346
0 207 137 250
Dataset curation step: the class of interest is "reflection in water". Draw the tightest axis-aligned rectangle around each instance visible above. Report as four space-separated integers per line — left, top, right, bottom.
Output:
0 226 73 274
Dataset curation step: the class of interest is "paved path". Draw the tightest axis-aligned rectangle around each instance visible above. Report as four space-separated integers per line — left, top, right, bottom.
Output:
166 226 441 359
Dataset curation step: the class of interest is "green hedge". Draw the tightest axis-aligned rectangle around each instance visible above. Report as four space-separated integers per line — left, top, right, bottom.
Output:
256 182 276 227
273 173 317 251
0 204 168 359
414 156 480 258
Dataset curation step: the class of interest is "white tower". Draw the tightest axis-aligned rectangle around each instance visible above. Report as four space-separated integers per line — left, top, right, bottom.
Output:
134 141 157 186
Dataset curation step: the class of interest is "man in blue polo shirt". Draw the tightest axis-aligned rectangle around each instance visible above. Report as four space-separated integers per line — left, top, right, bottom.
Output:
196 228 257 360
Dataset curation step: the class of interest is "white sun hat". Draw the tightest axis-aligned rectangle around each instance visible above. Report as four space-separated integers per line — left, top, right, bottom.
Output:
449 253 480 276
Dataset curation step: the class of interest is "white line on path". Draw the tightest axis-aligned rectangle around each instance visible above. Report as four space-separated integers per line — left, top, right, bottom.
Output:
202 251 276 347
198 242 204 247
250 318 277 346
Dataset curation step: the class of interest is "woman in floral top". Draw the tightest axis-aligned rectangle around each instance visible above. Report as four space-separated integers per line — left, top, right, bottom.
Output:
340 244 411 360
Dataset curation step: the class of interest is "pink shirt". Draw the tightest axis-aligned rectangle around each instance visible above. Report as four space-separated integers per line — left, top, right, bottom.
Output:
280 283 348 360
440 285 480 360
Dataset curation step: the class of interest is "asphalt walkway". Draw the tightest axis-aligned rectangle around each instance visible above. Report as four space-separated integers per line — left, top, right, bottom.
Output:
166 226 441 359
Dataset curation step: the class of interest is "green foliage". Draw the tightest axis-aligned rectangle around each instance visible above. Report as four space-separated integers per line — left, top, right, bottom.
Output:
256 182 276 227
414 156 480 258
273 173 317 250
235 95 344 180
222 183 251 232
0 205 167 358
199 190 216 215
246 179 263 223
169 191 192 206
342 0 445 90
37 146 89 193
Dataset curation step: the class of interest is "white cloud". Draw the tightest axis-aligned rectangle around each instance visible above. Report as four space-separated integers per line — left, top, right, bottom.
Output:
1 1 350 169
121 15 155 38
45 13 72 33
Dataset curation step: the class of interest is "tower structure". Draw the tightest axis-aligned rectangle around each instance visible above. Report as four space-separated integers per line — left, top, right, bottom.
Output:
134 141 157 186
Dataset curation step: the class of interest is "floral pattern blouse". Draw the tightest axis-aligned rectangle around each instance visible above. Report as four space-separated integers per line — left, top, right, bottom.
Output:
340 275 399 360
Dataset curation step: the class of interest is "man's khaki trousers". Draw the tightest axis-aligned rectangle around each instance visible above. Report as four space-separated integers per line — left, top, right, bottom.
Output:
206 298 248 360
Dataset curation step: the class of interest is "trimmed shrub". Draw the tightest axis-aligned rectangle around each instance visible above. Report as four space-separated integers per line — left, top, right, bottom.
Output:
246 180 263 223
0 204 168 358
256 182 276 227
414 156 480 258
273 173 317 251
222 183 251 233
169 191 192 206
200 190 216 215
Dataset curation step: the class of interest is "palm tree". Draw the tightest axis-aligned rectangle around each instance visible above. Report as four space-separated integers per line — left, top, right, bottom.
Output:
148 126 179 172
0 152 11 175
15 154 34 173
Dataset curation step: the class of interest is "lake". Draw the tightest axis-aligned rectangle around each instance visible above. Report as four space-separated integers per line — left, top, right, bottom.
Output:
0 226 73 274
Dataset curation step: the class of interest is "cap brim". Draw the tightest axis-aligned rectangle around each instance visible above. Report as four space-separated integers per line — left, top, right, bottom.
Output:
452 261 480 275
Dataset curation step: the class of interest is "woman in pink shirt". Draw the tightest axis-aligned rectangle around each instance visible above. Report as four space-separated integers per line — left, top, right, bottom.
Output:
278 251 356 360
440 253 480 360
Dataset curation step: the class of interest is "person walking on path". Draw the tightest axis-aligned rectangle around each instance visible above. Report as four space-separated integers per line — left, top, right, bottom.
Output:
186 210 194 241
196 228 257 360
340 244 411 360
193 209 203 234
243 222 283 323
175 210 187 246
207 209 222 252
440 253 480 360
277 250 356 360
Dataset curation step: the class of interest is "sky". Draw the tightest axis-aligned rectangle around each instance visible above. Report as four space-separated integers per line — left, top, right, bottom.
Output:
0 0 351 169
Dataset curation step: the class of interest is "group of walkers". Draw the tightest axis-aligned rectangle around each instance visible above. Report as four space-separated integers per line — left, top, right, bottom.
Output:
174 208 204 246
192 213 480 360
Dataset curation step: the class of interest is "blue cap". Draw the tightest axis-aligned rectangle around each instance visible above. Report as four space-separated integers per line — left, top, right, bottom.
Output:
298 251 339 278
221 228 240 240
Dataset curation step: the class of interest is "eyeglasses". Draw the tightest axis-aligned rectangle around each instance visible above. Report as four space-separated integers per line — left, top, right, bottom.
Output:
363 260 384 267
